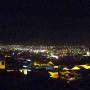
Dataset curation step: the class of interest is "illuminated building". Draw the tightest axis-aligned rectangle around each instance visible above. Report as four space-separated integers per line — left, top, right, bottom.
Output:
0 54 5 69
0 60 5 69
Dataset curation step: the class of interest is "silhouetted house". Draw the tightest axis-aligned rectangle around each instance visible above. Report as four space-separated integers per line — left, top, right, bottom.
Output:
6 57 23 70
63 56 74 67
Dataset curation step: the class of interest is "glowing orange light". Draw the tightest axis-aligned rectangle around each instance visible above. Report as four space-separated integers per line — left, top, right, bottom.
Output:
48 72 59 79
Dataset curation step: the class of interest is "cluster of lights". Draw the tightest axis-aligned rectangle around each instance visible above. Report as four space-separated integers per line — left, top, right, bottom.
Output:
0 45 90 82
48 64 90 82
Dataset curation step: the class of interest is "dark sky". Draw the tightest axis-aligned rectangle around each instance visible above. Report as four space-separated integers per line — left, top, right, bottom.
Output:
0 0 90 44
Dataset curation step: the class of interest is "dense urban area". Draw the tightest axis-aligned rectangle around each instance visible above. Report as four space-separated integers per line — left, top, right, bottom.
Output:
0 44 90 84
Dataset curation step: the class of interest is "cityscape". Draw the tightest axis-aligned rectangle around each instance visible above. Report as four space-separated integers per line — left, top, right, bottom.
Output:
1 0 90 89
0 44 90 84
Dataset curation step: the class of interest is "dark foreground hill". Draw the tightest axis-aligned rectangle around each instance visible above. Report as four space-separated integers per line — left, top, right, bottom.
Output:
0 71 90 90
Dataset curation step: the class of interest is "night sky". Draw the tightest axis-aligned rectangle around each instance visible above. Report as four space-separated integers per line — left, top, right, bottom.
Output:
0 0 90 44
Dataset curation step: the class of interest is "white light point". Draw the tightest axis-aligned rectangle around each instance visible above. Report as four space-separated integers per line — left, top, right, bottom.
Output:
51 54 59 59
23 65 27 68
26 59 31 62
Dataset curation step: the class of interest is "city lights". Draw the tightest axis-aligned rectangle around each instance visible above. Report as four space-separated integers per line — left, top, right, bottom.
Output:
0 45 89 83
